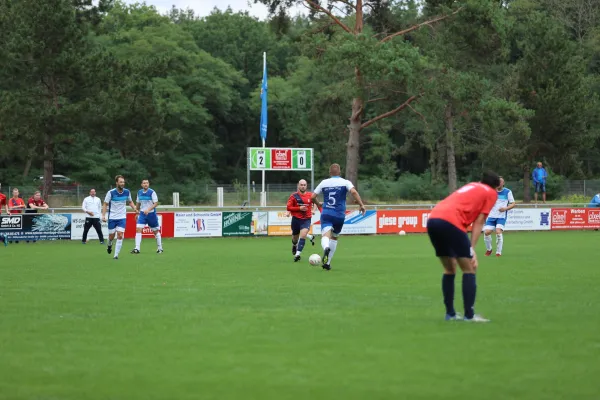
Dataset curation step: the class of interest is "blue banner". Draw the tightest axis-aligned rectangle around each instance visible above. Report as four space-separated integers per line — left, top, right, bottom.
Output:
0 214 72 241
260 56 268 141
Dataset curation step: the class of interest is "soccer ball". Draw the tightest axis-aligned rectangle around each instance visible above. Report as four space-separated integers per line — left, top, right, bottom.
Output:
308 254 322 266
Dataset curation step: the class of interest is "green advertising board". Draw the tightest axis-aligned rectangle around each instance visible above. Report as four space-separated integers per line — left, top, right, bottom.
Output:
222 212 253 236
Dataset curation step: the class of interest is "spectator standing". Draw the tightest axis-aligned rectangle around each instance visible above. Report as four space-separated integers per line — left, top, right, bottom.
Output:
532 162 548 203
26 191 49 213
0 185 7 246
81 188 104 244
7 188 25 214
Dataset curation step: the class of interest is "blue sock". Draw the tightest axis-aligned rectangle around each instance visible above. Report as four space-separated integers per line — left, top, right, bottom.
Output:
462 273 477 319
442 274 456 316
297 238 306 253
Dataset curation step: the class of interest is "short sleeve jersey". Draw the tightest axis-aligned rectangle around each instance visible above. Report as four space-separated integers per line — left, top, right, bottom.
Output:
314 176 354 219
488 188 515 219
104 188 132 220
137 188 158 214
429 182 498 232
0 193 6 214
287 191 314 220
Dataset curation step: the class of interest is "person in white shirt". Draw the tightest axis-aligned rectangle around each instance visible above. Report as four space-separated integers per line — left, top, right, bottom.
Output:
82 188 105 244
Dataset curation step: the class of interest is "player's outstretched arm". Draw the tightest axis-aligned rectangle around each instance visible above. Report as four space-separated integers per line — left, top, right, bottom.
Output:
350 188 366 214
101 202 108 221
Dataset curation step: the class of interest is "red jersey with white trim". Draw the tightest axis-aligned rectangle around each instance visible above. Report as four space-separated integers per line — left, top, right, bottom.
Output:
287 191 314 220
429 182 497 232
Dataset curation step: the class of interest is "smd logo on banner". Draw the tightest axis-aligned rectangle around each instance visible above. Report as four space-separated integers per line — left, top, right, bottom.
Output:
0 215 22 230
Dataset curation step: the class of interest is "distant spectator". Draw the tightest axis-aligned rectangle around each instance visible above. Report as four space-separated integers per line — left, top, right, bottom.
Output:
532 161 548 203
26 191 49 213
588 193 600 207
7 188 25 214
0 185 6 214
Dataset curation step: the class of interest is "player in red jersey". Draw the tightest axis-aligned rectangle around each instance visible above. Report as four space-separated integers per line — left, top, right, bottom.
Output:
427 171 500 322
0 185 7 246
287 179 321 262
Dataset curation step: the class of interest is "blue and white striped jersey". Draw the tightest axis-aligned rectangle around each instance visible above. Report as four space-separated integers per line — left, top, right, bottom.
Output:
137 188 158 214
104 188 133 220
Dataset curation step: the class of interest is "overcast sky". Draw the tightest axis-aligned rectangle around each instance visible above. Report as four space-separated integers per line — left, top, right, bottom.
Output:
124 0 304 20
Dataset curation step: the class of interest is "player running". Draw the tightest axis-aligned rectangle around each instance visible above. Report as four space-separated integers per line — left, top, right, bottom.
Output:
102 175 137 260
311 164 366 271
131 179 163 255
286 179 319 262
426 171 500 322
483 177 515 257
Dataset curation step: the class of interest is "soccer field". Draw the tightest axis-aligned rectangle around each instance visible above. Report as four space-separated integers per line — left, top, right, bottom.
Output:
0 232 598 400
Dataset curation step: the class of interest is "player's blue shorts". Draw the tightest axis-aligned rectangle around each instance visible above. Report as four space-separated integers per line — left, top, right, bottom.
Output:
484 217 506 230
108 218 126 232
291 217 311 235
426 218 471 258
535 182 546 193
320 214 345 236
137 212 159 229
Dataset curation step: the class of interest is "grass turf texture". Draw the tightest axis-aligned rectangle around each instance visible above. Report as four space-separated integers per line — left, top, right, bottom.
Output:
0 232 598 400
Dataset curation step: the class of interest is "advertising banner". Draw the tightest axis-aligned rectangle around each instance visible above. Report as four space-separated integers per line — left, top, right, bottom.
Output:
551 208 600 230
376 210 430 234
312 210 377 235
504 208 551 231
222 212 253 236
267 211 319 236
174 212 222 237
71 213 109 240
123 212 175 238
253 212 268 236
0 213 71 241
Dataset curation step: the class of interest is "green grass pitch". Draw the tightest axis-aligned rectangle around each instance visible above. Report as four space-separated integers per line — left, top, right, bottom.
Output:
0 232 598 399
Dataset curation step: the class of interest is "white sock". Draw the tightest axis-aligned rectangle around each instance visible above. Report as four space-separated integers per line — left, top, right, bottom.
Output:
135 232 142 250
108 238 113 246
321 236 330 250
307 234 314 241
115 239 123 257
328 240 338 264
496 233 503 254
484 234 492 251
155 233 162 250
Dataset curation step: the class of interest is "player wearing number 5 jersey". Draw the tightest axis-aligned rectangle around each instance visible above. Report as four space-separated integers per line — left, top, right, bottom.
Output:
311 164 366 271
427 171 500 322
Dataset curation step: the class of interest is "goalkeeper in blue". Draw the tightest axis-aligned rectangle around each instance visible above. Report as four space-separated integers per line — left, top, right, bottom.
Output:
483 177 515 257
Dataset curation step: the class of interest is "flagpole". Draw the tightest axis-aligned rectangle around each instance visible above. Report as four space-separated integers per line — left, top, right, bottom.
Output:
261 52 267 207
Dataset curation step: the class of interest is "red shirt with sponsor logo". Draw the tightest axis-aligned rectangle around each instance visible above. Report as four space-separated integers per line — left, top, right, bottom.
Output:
287 191 315 220
429 182 497 232
8 197 25 214
0 193 6 214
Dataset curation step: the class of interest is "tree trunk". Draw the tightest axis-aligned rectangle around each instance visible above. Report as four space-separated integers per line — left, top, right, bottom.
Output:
445 104 457 192
429 147 437 182
43 132 54 201
22 156 33 179
523 165 531 203
346 96 362 187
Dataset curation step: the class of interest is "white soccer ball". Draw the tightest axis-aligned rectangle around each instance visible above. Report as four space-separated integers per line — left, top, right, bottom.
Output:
399 230 406 235
308 254 322 266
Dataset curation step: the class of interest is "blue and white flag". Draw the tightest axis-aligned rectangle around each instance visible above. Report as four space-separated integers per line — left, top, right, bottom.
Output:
260 54 268 141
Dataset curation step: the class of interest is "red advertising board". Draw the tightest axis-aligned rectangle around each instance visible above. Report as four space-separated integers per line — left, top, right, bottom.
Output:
125 212 175 238
271 148 292 169
551 208 600 230
376 210 430 233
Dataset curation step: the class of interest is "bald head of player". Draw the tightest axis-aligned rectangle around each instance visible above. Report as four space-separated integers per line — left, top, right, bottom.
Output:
481 171 500 189
329 163 341 177
297 179 308 193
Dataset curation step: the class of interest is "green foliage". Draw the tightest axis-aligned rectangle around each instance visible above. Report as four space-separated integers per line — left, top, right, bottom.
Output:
365 172 448 202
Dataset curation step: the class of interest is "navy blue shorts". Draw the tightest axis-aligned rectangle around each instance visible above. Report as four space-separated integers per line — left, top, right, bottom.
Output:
426 218 472 259
320 214 345 235
291 217 311 235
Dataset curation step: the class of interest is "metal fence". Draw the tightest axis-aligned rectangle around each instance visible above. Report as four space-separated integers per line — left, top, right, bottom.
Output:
3 180 600 208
